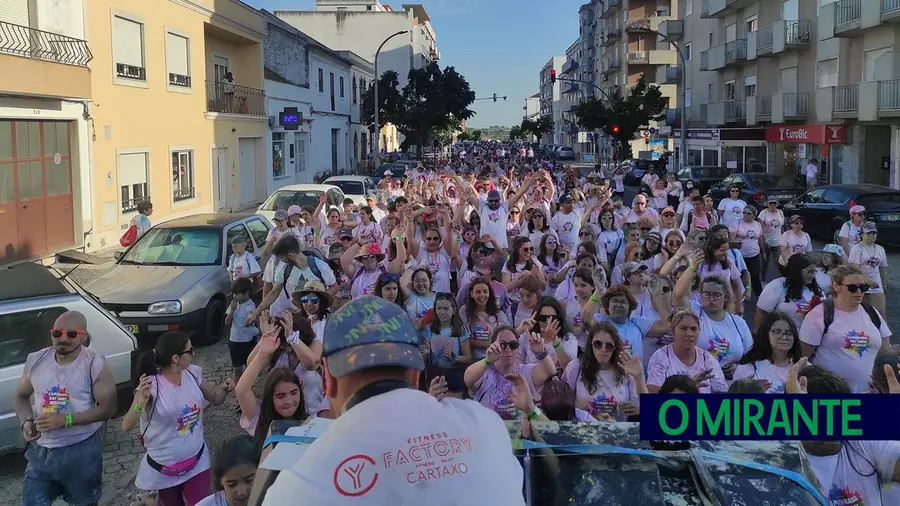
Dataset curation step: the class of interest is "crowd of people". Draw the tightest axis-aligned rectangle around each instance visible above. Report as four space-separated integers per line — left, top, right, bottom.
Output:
13 143 900 506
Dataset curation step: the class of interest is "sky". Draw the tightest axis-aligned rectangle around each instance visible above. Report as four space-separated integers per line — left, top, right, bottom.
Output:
244 0 584 128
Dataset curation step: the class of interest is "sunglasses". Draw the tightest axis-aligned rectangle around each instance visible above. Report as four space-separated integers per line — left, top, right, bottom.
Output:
179 347 195 356
730 189 740 193
592 340 616 351
521 247 534 252
667 241 683 247
50 329 87 339
842 283 870 293
341 236 353 241
661 286 672 293
426 236 441 242
379 273 400 283
791 220 803 225
640 227 653 232
473 247 491 255
510 210 520 215
535 314 556 323
579 231 594 237
662 212 676 217
300 295 320 304
498 340 520 351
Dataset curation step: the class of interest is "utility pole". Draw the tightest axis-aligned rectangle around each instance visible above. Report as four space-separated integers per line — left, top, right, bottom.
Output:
373 30 408 169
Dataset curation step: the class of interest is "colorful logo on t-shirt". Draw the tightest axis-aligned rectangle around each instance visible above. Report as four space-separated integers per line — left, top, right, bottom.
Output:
863 255 881 270
826 484 863 506
487 211 501 223
572 311 584 334
323 235 336 246
707 336 731 362
472 323 490 341
41 385 70 414
590 394 618 417
791 243 805 253
176 404 201 436
561 220 575 233
658 333 674 346
770 382 786 394
843 330 872 357
621 340 635 358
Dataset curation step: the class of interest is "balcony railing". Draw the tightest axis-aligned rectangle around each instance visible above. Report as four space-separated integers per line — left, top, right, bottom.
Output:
785 20 811 44
205 80 266 116
690 104 708 124
169 73 191 87
173 187 196 202
835 0 862 25
725 40 747 64
783 92 809 116
833 84 859 112
725 100 746 121
879 79 900 110
886 0 900 14
757 25 774 54
0 20 92 67
758 95 772 117
117 63 145 81
660 20 684 38
700 50 708 70
627 51 649 64
122 197 148 214
625 17 651 32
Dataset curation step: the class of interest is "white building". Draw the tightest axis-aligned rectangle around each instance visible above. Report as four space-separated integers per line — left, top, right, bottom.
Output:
263 11 364 191
523 92 541 122
539 56 566 144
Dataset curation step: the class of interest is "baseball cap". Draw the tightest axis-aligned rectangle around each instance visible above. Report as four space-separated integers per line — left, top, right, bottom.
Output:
487 189 502 201
850 205 866 215
823 244 845 258
861 221 877 233
322 295 424 377
273 209 288 222
559 193 573 203
287 205 303 217
646 231 662 244
366 191 377 202
766 196 779 204
622 261 649 278
339 227 354 240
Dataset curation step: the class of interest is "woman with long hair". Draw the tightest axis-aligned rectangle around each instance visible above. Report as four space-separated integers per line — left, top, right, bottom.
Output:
730 205 765 296
816 244 845 292
756 253 824 330
374 272 405 307
562 322 647 422
420 293 473 399
195 435 260 506
461 276 511 361
537 232 567 296
502 236 546 302
646 308 728 393
734 311 801 393
123 332 234 506
654 230 687 274
697 234 745 309
520 208 555 247
596 208 624 270
518 296 578 373
402 267 437 336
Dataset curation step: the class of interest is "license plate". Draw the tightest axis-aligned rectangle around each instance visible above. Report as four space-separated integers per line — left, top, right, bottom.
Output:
881 214 900 222
126 325 139 334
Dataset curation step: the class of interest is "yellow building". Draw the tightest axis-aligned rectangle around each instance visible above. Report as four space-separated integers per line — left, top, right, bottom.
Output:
86 0 267 251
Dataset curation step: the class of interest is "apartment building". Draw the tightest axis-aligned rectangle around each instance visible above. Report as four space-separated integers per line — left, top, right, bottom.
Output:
561 39 583 149
0 0 93 264
539 56 566 145
84 0 267 251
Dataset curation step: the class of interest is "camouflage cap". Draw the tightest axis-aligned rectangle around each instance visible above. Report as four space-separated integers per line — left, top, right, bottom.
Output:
322 295 423 377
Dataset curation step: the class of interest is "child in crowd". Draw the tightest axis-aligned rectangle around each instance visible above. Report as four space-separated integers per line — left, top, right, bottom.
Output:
228 235 261 282
195 435 261 506
225 277 259 382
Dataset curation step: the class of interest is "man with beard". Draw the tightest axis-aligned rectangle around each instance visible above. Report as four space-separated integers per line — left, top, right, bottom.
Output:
15 310 117 506
448 168 535 251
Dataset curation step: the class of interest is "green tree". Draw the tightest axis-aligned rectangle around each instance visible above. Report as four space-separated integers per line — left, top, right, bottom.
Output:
457 131 471 141
508 125 522 141
360 70 403 133
575 76 667 160
520 117 553 141
470 130 483 141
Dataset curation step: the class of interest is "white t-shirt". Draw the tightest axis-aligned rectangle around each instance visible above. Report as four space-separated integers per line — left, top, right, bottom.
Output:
272 257 336 313
717 198 746 228
778 231 813 265
651 188 668 209
550 210 581 249
414 248 453 294
805 163 818 179
688 301 753 369
757 208 784 247
562 360 639 422
733 360 791 393
805 441 900 506
261 390 525 506
227 299 259 343
799 303 892 393
646 345 728 393
731 220 762 258
756 277 822 329
228 252 261 280
478 200 510 249
501 259 544 302
848 243 888 294
353 221 383 245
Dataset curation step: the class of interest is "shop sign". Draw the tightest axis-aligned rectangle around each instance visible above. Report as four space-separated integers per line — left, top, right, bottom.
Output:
673 129 720 141
765 125 847 144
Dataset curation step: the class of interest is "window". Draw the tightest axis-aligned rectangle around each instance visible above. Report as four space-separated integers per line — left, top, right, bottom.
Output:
113 15 145 81
330 72 335 111
172 150 194 201
272 132 285 178
295 138 306 172
744 75 757 97
725 80 736 100
685 1 692 16
745 15 758 34
165 32 190 88
685 88 692 107
340 76 345 98
865 47 890 81
245 219 271 250
353 76 358 104
0 307 67 368
817 59 838 88
118 152 149 213
318 69 324 92
708 32 713 47
726 23 736 42
684 43 692 61
226 225 255 259
120 227 222 266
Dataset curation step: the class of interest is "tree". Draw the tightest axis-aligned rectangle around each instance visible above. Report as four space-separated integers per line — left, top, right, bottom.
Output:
360 70 403 134
362 62 476 154
457 131 471 141
508 125 522 141
520 116 553 141
575 75 667 161
470 130 483 141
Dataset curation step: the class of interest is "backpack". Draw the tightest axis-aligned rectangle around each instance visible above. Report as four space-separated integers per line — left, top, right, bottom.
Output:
281 249 328 299
822 299 881 336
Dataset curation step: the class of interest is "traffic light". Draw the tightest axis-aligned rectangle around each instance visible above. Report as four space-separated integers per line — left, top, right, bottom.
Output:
645 138 650 145
493 93 497 103
550 69 557 84
612 125 620 134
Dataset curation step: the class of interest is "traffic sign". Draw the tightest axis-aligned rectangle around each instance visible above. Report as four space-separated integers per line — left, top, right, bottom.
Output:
648 127 657 135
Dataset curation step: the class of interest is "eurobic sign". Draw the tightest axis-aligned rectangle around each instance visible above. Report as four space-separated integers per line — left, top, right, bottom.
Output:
640 395 900 440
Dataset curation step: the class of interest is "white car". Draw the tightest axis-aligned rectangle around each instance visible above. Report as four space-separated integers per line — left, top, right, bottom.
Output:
323 175 376 206
256 184 346 222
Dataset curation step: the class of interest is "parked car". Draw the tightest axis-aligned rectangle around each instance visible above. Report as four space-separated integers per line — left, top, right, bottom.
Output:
555 146 577 161
373 164 408 185
708 173 802 210
783 184 900 243
324 175 376 206
257 184 346 222
676 166 733 194
83 213 271 347
0 263 138 452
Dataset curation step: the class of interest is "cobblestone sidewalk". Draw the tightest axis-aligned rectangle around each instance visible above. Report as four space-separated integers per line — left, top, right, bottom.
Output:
0 339 245 506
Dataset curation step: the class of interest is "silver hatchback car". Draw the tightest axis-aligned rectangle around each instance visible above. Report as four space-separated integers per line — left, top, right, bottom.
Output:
83 213 271 347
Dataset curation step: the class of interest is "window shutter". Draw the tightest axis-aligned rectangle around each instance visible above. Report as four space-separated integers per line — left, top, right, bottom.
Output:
166 32 189 76
114 16 143 67
0 0 29 26
118 153 148 187
816 59 838 88
864 48 890 81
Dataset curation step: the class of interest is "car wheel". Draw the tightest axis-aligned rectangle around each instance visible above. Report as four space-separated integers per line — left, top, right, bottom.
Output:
198 298 225 346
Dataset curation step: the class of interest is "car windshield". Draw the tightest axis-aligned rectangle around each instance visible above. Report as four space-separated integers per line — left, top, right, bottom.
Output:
120 227 221 266
692 167 730 178
745 175 795 188
260 190 323 211
328 181 364 195
856 192 900 205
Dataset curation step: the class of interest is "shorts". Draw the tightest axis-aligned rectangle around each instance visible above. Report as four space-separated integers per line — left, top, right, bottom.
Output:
228 339 256 367
24 427 103 506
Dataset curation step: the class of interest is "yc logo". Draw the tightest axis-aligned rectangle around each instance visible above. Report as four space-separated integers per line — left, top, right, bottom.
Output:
333 454 379 497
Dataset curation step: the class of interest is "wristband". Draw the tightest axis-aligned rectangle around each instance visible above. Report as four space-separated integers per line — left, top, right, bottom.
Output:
534 349 549 361
527 407 543 421
689 265 697 273
589 295 600 304
65 413 73 428
483 357 492 366
552 339 561 349
134 404 144 413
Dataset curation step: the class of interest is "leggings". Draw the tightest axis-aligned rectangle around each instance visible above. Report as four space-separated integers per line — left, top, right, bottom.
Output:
156 469 212 506
744 254 762 297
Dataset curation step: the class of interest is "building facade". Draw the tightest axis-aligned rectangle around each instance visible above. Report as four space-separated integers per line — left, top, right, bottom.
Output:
561 39 583 149
539 56 566 145
0 0 93 263
339 51 375 173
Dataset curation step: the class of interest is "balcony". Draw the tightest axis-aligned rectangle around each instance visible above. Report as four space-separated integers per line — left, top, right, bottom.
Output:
602 28 620 46
603 57 621 74
658 19 684 39
0 20 92 99
702 0 756 19
771 92 809 122
725 40 747 66
205 80 266 116
751 21 810 59
818 80 900 121
707 100 745 125
602 0 621 18
655 65 681 84
627 50 677 66
561 59 579 75
746 94 771 125
879 79 900 115
689 104 708 126
833 84 860 119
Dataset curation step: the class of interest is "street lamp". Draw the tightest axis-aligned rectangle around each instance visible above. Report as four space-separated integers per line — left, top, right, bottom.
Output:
649 29 688 172
373 30 408 168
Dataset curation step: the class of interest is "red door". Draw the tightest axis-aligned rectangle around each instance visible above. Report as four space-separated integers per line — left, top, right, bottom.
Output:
44 122 75 253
